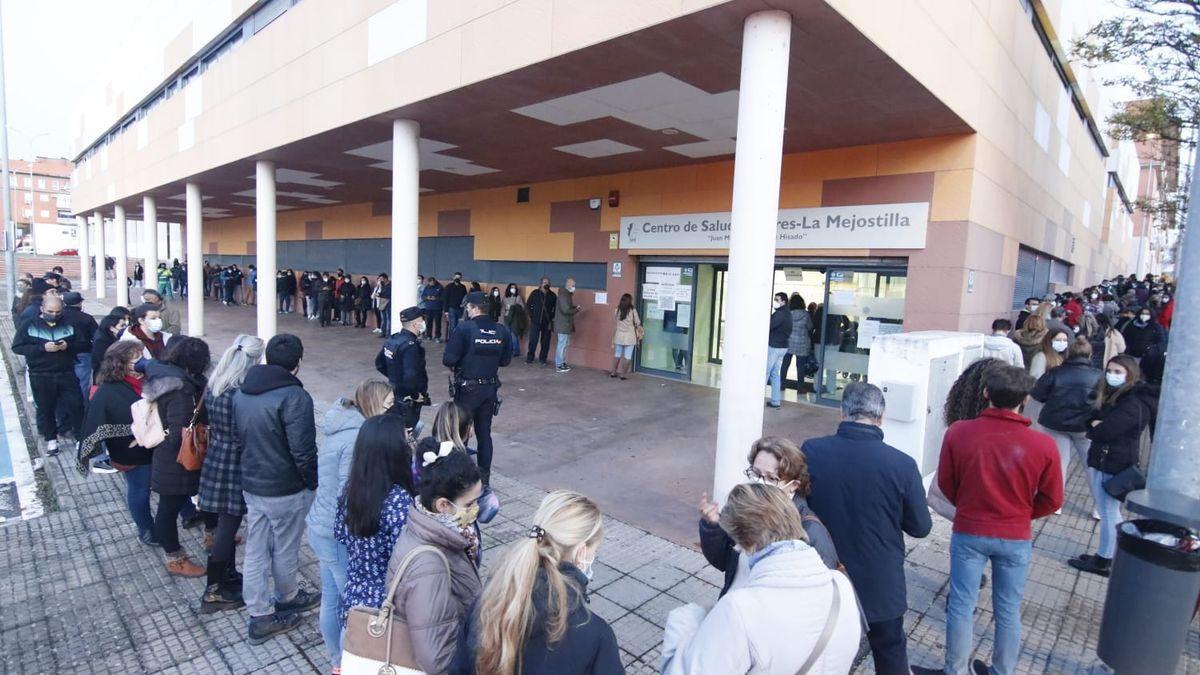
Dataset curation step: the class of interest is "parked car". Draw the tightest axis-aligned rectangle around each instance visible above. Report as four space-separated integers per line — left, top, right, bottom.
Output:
54 248 78 256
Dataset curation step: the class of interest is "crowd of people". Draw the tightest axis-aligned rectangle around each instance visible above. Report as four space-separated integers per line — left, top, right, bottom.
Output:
6 263 1174 675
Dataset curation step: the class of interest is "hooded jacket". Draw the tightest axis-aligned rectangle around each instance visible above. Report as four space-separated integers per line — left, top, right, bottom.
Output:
1087 382 1158 475
1031 357 1102 432
234 364 318 497
142 361 206 496
306 401 365 541
382 506 483 674
981 334 1025 368
662 543 861 675
1010 326 1047 372
451 563 623 675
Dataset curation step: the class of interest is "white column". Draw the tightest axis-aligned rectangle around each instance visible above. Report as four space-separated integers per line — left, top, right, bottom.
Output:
142 195 158 291
712 10 792 504
185 183 203 336
256 160 277 341
391 119 420 331
113 205 129 306
93 211 106 299
76 215 91 291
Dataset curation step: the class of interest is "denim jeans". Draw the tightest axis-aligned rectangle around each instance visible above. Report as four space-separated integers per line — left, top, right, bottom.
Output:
945 533 1031 675
1087 468 1122 558
243 490 315 617
765 346 788 405
1045 430 1090 498
73 353 92 398
309 531 349 667
555 332 571 368
123 464 197 537
448 307 463 333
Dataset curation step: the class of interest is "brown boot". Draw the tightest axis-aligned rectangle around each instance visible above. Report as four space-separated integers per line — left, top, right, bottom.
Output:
165 554 206 577
203 530 214 552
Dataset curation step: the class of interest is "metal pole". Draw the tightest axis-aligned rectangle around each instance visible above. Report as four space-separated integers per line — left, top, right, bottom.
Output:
0 3 15 308
1129 148 1200 527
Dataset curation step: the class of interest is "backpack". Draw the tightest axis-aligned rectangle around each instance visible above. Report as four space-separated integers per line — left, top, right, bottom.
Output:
130 399 166 448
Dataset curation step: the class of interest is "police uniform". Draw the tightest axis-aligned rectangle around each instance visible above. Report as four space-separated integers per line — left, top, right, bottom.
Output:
443 292 512 480
375 306 429 429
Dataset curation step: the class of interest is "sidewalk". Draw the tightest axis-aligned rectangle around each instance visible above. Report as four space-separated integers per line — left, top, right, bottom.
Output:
1 287 1197 673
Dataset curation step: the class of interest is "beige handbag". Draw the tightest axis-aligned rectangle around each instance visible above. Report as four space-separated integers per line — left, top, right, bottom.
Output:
341 545 448 675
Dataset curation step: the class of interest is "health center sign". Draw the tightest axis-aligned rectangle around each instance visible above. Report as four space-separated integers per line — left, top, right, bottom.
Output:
619 202 929 250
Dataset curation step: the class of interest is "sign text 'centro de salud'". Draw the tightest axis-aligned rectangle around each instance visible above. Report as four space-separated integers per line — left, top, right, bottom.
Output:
618 202 930 250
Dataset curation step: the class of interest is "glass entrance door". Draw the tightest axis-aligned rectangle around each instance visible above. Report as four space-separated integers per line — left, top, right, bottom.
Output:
813 269 907 401
636 264 697 380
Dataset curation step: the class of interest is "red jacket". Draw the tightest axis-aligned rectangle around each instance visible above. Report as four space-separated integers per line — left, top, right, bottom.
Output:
938 408 1063 540
1158 300 1174 330
1063 299 1083 327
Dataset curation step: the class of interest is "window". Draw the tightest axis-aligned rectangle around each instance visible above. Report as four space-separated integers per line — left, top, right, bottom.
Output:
37 178 45 190
39 209 48 218
51 180 59 190
22 208 31 218
39 193 48 202
23 177 30 187
23 193 31 204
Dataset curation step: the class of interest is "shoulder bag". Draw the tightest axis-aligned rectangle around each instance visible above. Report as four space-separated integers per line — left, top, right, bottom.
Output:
342 545 449 675
177 397 209 471
633 310 645 341
795 576 843 675
129 399 166 449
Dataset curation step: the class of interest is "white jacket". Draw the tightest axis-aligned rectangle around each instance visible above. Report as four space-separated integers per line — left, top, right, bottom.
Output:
661 543 861 675
982 334 1025 368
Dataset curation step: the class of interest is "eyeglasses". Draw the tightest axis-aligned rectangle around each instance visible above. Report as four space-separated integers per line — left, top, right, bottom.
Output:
743 466 781 484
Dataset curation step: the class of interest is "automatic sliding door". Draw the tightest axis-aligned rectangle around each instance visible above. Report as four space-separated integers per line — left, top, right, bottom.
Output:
815 269 906 401
637 265 696 379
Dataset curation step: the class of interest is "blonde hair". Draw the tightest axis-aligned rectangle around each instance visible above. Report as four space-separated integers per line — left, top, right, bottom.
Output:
476 490 604 675
207 335 265 397
354 379 393 418
719 483 807 554
432 401 473 449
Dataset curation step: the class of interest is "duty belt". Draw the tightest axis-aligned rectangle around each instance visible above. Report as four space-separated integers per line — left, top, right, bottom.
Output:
458 377 499 386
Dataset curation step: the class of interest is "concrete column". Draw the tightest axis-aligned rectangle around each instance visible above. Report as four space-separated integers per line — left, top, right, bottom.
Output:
256 160 277 341
391 119 420 331
93 211 106 299
142 195 158 291
185 183 203 336
76 215 91 291
113 205 129 306
712 9 792 503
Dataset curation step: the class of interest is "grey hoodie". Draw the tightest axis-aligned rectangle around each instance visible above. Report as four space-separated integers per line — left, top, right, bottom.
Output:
306 400 365 541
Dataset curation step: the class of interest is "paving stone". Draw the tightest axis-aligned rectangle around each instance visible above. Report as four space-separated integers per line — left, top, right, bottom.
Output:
610 612 662 660
630 560 690 592
587 591 629 624
664 575 721 606
597 574 659 611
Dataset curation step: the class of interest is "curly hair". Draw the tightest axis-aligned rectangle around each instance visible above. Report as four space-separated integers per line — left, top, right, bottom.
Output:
96 341 143 385
944 358 1007 426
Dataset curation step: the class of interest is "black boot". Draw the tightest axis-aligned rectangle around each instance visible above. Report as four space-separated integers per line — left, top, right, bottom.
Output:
200 557 244 614
1067 553 1111 577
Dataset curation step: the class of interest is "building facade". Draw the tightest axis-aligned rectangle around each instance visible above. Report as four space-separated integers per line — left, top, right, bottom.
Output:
4 157 73 254
69 0 1140 403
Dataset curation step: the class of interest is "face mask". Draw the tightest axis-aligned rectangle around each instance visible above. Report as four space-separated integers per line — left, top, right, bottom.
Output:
1162 296 1170 303
492 290 499 297
577 550 596 582
1091 294 1098 300
1105 372 1126 388
415 321 426 334
566 286 576 293
146 318 164 333
41 312 61 323
543 283 550 290
773 301 783 309
1139 315 1151 323
1051 339 1069 352
441 502 479 528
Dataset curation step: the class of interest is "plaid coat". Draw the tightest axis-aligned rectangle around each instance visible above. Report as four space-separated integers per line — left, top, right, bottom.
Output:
198 388 246 515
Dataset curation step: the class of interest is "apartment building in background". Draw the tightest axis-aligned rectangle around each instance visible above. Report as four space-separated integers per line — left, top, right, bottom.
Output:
4 157 74 253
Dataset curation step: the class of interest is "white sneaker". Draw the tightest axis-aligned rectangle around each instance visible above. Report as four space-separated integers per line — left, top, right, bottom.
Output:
46 439 59 456
372 328 382 334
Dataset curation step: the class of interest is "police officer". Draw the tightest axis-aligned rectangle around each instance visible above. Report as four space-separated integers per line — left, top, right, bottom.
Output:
443 291 512 484
375 306 430 431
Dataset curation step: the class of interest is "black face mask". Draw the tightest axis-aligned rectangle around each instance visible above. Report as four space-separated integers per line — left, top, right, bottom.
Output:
42 312 61 323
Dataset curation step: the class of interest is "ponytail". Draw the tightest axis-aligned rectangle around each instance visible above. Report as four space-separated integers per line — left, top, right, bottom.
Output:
476 490 603 675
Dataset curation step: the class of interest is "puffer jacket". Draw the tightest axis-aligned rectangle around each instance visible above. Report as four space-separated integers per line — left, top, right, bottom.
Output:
143 361 207 496
383 505 483 675
661 544 861 675
1011 327 1047 372
306 401 365 541
1087 383 1159 475
787 309 813 356
234 364 318 497
1031 357 1102 432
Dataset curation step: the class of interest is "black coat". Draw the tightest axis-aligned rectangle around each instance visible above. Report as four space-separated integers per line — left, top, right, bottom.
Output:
63 306 98 352
803 422 932 623
91 329 119 376
1087 383 1158 475
699 493 840 596
444 280 468 310
78 379 145 470
768 306 792 348
1031 357 1102 432
143 362 206 496
451 563 623 675
1121 320 1165 358
527 287 557 328
375 329 428 398
234 364 318 497
356 283 372 307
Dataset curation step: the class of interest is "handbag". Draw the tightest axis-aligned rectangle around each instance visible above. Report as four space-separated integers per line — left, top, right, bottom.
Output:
177 397 209 471
635 324 645 341
795 576 842 674
341 545 449 675
1103 465 1146 501
129 399 166 448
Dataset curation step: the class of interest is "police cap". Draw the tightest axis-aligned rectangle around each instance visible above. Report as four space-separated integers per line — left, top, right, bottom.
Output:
399 306 424 322
465 291 487 305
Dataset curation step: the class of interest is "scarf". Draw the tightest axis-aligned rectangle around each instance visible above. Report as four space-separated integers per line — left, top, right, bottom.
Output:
124 374 144 396
415 500 479 562
129 325 165 359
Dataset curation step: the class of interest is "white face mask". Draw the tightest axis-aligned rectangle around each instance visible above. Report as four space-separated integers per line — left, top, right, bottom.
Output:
1051 339 1069 352
146 318 164 333
576 548 597 582
1029 304 1039 313
1105 372 1126 388
566 286 576 293
1139 315 1151 323
415 321 426 334
773 301 783 309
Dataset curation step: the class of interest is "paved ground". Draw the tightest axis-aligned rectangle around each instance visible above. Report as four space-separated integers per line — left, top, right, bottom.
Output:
2 282 1198 673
